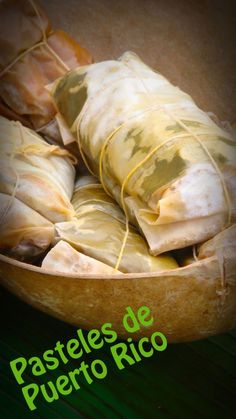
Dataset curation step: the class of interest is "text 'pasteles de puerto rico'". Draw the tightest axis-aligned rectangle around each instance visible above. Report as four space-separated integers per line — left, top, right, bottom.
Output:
10 306 167 410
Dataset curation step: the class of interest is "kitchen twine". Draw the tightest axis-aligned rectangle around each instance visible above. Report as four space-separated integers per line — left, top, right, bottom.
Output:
76 60 232 285
0 0 70 134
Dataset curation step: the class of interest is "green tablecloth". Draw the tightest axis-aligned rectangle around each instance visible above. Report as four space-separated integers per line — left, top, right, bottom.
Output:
0 286 235 419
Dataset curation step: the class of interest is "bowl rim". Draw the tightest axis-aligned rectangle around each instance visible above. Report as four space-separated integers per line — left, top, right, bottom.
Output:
0 252 215 281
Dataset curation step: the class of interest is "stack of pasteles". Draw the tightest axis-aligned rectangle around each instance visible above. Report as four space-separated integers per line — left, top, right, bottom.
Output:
0 116 76 260
0 0 92 144
51 52 236 255
54 176 178 273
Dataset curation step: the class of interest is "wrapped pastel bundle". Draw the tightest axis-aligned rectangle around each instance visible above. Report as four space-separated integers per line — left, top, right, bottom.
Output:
55 176 178 273
0 115 77 260
0 0 92 144
42 240 120 275
51 52 236 255
0 193 54 260
0 116 76 223
176 224 236 267
198 224 236 261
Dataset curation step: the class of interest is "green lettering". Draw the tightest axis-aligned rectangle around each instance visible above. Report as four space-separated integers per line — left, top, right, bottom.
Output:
56 375 73 396
123 307 140 333
138 306 153 327
77 329 91 353
138 337 154 358
111 342 135 370
22 383 39 411
10 357 27 385
29 357 46 377
41 381 59 403
91 359 107 379
79 361 93 384
68 368 81 390
54 341 68 364
43 350 59 370
127 338 141 362
67 338 83 359
101 323 117 343
151 332 168 351
88 329 104 350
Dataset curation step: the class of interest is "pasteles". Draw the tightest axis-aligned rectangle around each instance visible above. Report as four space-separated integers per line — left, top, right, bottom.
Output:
51 52 236 255
0 0 92 144
42 240 119 275
0 193 54 260
55 176 178 273
0 116 76 223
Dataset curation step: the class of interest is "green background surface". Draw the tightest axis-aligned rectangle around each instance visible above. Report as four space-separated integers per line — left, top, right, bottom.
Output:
0 286 235 419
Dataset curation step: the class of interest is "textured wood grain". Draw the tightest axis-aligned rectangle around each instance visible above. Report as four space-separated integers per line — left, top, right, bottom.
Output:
1 251 236 343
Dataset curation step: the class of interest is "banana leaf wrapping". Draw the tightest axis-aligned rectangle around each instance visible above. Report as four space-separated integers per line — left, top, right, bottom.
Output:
42 240 119 275
55 176 178 273
51 52 236 255
0 0 92 144
0 116 76 223
178 224 236 267
0 193 54 260
0 115 77 260
198 224 236 261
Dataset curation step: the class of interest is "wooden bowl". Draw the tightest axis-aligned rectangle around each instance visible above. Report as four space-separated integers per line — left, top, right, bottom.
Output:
1 1 236 342
1 252 236 343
